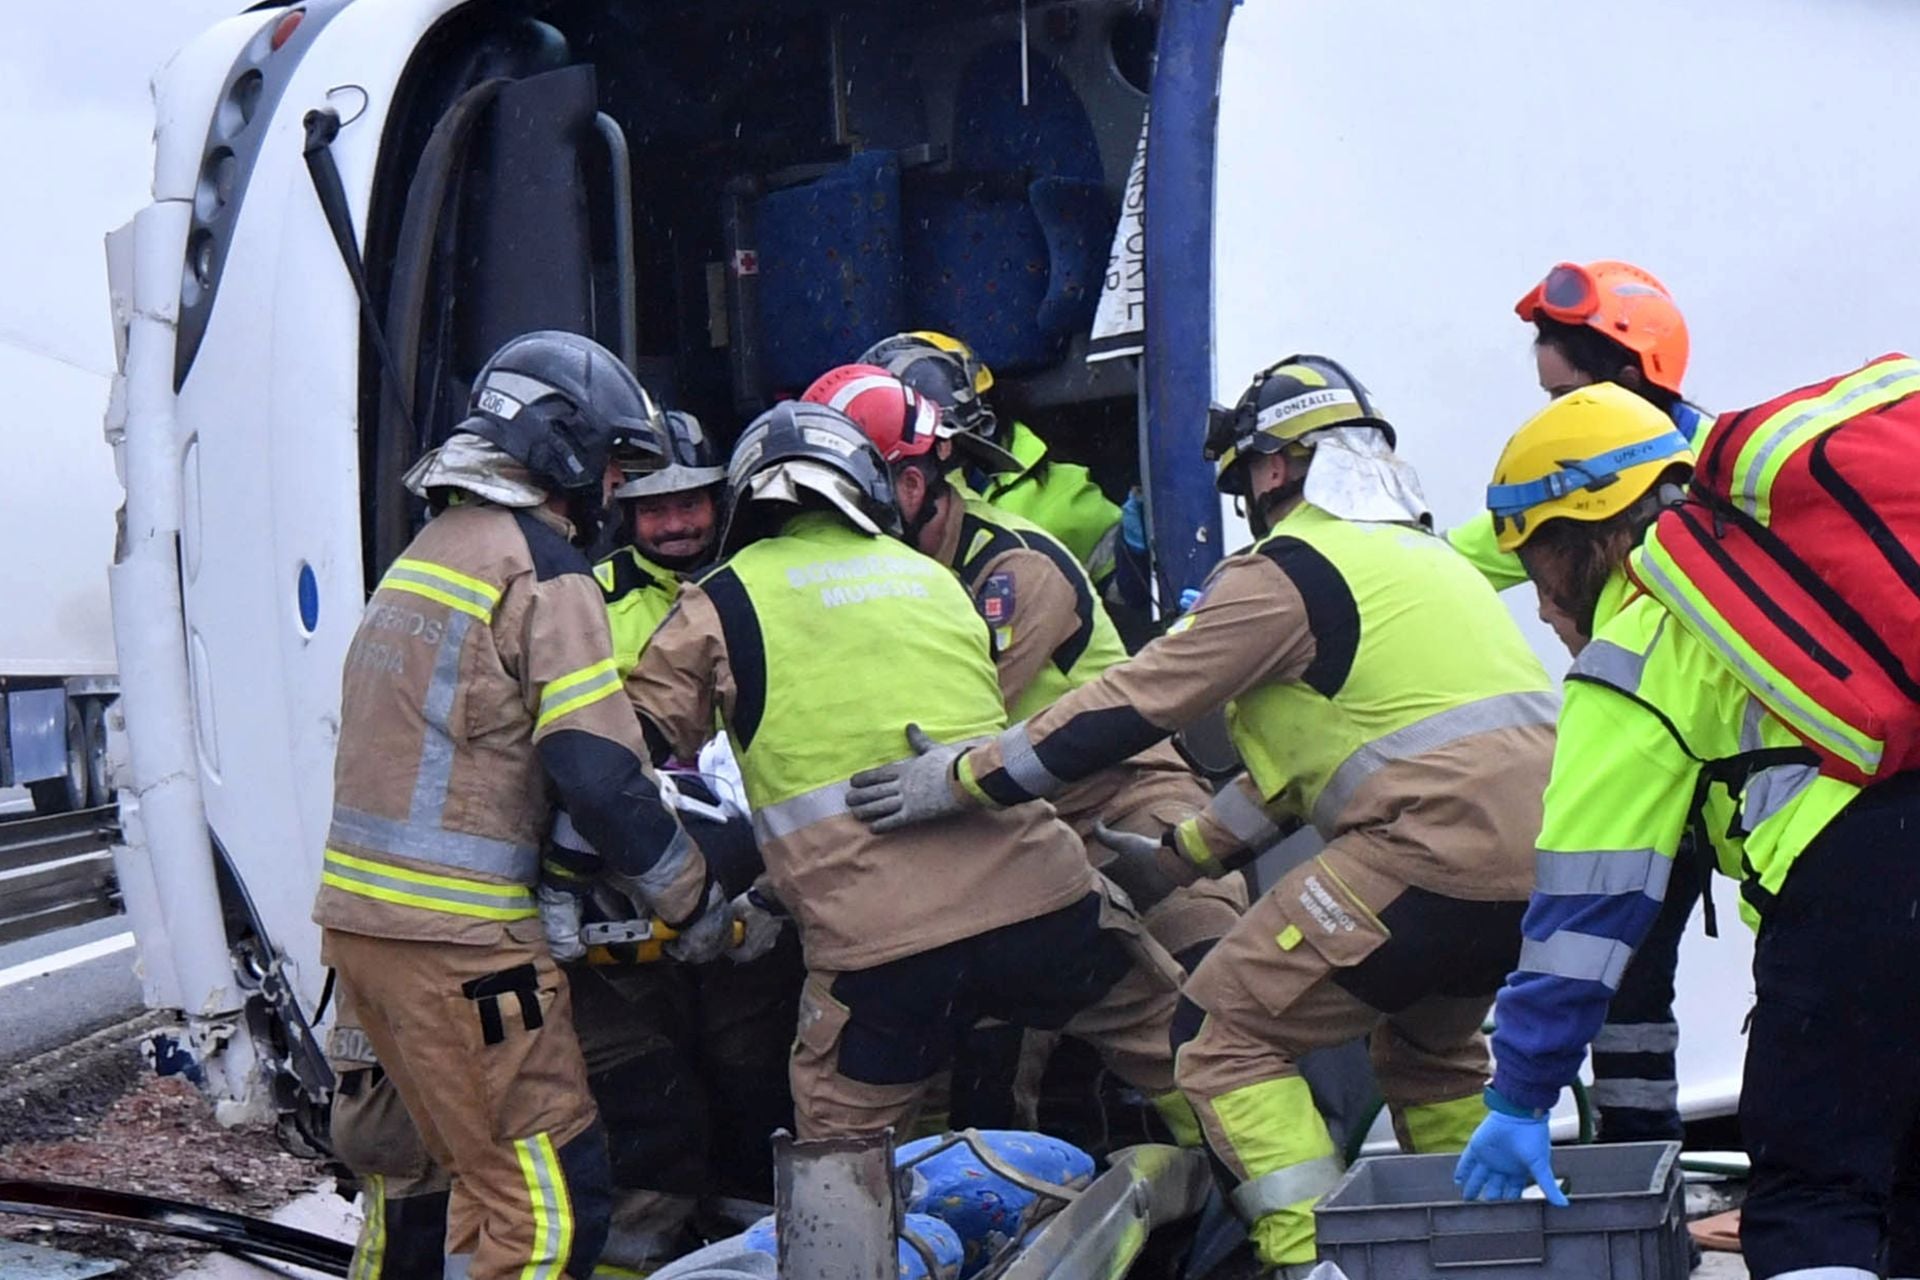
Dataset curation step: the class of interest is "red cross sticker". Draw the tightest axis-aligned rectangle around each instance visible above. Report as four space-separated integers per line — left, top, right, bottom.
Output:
733 249 760 276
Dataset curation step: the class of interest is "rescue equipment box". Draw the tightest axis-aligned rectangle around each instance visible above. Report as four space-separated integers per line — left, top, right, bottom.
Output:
1315 1141 1688 1280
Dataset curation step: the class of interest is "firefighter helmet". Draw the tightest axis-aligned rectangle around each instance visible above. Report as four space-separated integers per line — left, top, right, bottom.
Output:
718 401 903 553
613 410 726 499
801 365 942 462
456 330 665 496
1206 354 1394 496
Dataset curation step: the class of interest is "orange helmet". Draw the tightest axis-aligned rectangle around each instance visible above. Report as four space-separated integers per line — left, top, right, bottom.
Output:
1514 260 1689 395
800 365 942 463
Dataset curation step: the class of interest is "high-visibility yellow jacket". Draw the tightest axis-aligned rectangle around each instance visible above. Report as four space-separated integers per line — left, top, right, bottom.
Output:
1489 565 1861 1110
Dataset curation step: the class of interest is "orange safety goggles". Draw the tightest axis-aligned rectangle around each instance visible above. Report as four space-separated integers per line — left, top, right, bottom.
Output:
1514 262 1605 324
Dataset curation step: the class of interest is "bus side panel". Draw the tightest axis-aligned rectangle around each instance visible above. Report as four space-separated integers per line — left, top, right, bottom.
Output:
164 0 463 1024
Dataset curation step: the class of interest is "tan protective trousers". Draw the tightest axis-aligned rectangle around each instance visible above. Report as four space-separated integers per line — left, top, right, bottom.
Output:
791 887 1185 1139
323 929 606 1280
1173 850 1522 1267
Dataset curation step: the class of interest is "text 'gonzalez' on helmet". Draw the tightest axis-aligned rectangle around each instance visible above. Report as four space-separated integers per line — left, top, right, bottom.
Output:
456 330 665 494
1204 354 1394 496
800 364 941 462
1514 259 1690 395
1485 382 1695 553
613 410 726 500
717 400 905 554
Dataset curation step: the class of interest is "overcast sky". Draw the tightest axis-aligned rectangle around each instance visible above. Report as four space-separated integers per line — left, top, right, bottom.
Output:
0 1 240 377
8 0 1918 664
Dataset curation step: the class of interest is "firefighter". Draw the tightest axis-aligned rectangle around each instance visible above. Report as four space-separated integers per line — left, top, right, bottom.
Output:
847 356 1559 1276
311 331 731 1280
328 405 799 1279
857 332 1143 591
1449 259 1707 1147
802 363 1248 965
550 405 802 1270
803 363 1242 1141
1454 384 1920 1280
598 409 728 673
624 399 1188 1141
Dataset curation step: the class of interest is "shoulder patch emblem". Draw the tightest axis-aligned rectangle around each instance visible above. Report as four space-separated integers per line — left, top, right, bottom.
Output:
981 571 1016 626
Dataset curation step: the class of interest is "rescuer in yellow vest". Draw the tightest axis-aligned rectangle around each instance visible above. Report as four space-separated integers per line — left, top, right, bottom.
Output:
623 399 1186 1140
848 356 1559 1275
1455 384 1920 1280
859 331 1130 575
1452 259 1713 1149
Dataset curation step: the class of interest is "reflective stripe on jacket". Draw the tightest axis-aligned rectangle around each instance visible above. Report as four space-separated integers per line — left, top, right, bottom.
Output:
314 503 707 944
958 501 1555 899
1490 568 1860 1110
625 511 1094 970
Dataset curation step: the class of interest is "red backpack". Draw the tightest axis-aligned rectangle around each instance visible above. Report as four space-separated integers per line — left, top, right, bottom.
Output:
1629 353 1920 785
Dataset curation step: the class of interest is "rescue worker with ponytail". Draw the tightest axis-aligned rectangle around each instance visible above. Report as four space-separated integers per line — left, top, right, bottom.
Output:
312 331 731 1280
1453 260 1710 1148
623 400 1187 1140
1450 260 1709 590
848 356 1558 1276
1457 380 1920 1280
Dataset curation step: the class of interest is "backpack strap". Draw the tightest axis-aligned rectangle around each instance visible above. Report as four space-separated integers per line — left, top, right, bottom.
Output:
1567 668 1818 933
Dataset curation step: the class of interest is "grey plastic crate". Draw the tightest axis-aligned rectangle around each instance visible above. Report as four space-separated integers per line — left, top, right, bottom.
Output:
1315 1141 1688 1279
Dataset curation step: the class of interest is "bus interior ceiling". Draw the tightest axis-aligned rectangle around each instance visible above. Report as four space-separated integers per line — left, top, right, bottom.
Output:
359 0 1154 579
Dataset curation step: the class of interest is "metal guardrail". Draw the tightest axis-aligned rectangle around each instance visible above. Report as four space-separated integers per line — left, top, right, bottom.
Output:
0 805 122 946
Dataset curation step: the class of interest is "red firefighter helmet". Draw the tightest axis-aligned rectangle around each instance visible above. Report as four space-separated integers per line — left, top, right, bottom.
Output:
800 364 942 463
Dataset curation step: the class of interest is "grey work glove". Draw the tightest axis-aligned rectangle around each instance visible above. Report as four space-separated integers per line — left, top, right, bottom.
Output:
665 881 733 964
536 882 588 964
846 723 981 833
728 887 786 964
1090 821 1180 911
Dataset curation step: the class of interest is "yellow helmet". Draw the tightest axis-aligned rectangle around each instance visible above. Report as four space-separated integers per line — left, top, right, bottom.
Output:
1205 354 1392 496
1486 383 1695 553
907 330 994 394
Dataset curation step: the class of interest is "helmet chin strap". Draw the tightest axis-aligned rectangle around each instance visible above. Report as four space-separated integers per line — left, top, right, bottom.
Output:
1248 476 1304 538
899 466 949 547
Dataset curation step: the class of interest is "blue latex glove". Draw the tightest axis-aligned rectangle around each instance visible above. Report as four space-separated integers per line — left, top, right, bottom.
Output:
1177 587 1203 613
1454 1097 1568 1205
1121 490 1148 554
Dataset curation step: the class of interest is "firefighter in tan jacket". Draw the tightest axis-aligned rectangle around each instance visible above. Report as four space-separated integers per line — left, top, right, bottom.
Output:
802 364 1249 965
847 357 1557 1276
312 332 731 1280
623 399 1190 1141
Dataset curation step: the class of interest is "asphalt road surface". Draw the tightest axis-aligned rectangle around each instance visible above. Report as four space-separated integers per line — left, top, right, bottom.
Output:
0 912 142 1064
